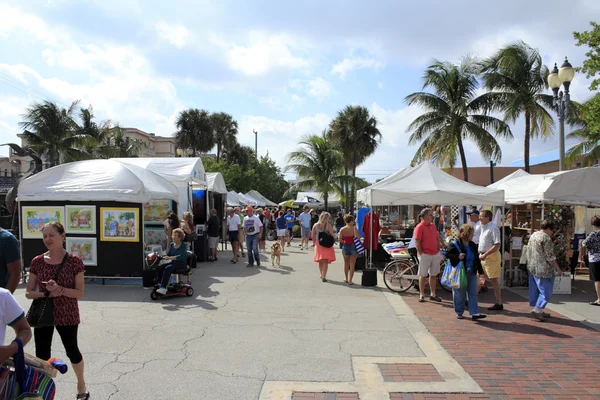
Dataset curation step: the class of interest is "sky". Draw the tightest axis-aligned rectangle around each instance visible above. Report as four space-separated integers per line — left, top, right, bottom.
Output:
0 0 598 182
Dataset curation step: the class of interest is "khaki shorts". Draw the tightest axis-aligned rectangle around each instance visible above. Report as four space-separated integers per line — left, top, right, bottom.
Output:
208 236 219 249
417 252 443 277
481 251 501 279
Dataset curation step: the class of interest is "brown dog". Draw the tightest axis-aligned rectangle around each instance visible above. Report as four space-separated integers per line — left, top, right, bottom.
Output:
271 242 282 267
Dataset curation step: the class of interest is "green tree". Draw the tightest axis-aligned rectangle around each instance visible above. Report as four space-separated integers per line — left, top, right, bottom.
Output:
405 57 512 181
285 132 346 210
210 112 238 162
223 143 256 169
102 126 146 158
19 100 85 166
566 95 600 166
479 41 555 172
329 105 381 211
175 108 214 155
574 21 600 134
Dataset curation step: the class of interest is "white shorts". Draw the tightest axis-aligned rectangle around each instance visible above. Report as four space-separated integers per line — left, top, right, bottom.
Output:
417 252 443 277
208 236 219 249
277 229 288 238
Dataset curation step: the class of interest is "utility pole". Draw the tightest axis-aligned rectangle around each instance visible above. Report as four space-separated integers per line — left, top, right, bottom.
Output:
489 160 496 184
253 129 258 157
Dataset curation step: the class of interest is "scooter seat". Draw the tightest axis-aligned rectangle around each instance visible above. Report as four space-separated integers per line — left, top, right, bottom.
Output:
172 266 191 274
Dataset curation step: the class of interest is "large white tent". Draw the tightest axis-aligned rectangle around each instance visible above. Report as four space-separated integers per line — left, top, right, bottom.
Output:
490 167 600 206
238 192 265 207
206 172 228 194
357 162 505 206
227 191 244 206
488 169 530 189
113 158 206 215
246 190 277 206
18 159 179 203
296 191 342 207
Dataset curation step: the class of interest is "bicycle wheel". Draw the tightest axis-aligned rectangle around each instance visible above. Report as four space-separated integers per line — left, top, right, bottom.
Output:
383 260 417 293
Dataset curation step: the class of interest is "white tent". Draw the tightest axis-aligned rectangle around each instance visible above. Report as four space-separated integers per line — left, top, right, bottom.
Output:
490 167 600 206
18 160 179 203
238 192 265 207
227 191 244 206
246 190 277 206
357 162 505 206
488 169 530 189
296 191 342 207
113 158 207 216
206 172 228 194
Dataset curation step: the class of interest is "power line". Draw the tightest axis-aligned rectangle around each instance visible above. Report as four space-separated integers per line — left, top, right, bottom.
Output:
0 72 68 108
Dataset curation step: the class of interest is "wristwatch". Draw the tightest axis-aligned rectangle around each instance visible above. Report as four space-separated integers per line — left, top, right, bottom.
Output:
43 291 50 298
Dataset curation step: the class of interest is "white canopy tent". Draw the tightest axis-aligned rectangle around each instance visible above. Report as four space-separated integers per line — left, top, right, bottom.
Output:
357 162 505 206
246 190 277 207
113 158 206 216
296 191 341 207
206 172 228 194
238 192 264 207
489 167 600 206
227 191 244 206
18 159 179 203
488 169 530 189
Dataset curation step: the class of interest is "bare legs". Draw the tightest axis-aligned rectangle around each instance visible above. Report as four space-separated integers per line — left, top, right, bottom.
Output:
232 241 239 262
418 275 437 298
319 261 329 281
280 236 286 250
343 255 357 284
595 281 600 303
72 359 87 394
343 255 350 282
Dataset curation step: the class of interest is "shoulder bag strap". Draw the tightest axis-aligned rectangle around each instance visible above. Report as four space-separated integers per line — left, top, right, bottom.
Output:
54 252 69 281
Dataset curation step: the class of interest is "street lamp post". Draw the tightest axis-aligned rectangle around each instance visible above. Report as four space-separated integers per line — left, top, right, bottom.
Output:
489 160 496 184
547 57 575 171
253 129 258 157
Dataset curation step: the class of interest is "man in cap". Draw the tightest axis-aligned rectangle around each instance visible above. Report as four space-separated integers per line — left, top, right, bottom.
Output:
467 207 482 245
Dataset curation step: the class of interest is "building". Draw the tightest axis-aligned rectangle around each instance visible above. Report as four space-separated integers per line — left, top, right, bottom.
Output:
0 157 18 196
118 128 177 158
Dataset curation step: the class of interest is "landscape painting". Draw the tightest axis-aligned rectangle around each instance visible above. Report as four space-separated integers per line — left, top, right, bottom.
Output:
66 237 97 266
144 226 167 250
143 200 172 224
100 207 139 242
22 206 64 239
65 205 96 234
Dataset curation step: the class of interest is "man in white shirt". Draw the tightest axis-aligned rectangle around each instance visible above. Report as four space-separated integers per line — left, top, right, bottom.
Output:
478 209 503 311
298 206 312 250
467 208 482 245
226 207 241 264
0 288 32 362
243 206 263 267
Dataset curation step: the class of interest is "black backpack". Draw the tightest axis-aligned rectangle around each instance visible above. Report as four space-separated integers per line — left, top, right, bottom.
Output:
318 224 335 248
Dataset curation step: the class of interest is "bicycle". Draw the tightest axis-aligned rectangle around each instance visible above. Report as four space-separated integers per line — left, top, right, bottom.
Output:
382 255 452 293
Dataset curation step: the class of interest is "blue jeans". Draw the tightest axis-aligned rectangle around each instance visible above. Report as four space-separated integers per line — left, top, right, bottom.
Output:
246 234 260 265
452 272 479 316
529 274 555 309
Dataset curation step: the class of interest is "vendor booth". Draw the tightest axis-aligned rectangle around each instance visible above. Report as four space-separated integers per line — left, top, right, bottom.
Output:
18 159 179 277
246 190 277 207
227 191 245 206
238 192 264 207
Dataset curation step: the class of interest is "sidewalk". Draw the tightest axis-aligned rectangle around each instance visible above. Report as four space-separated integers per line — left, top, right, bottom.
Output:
402 286 600 399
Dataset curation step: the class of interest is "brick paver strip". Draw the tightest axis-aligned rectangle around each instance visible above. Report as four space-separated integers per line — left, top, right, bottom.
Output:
291 394 359 400
401 288 600 399
379 363 444 382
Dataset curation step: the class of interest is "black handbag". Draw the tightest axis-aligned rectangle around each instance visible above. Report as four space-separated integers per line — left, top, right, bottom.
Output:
318 224 335 248
26 253 68 328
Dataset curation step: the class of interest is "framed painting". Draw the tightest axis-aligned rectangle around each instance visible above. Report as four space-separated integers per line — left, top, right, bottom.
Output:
143 200 172 225
65 205 96 234
22 206 64 239
144 226 167 250
66 237 97 266
100 207 139 242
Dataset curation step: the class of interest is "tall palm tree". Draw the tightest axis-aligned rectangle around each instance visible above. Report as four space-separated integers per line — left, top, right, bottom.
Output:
174 108 214 156
405 57 512 182
19 100 84 166
479 41 555 172
210 112 238 162
285 131 347 209
101 126 146 158
566 94 600 167
74 106 111 160
329 105 381 211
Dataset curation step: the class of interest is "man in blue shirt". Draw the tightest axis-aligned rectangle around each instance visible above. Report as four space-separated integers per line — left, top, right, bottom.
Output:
298 206 312 250
284 209 295 247
0 228 21 294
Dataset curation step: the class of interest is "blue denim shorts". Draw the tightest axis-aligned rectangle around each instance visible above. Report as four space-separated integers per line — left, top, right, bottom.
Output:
342 243 358 256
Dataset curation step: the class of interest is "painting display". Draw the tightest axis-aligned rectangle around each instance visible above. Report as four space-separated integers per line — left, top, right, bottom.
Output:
65 205 96 234
144 226 167 250
22 206 64 239
143 200 172 225
192 189 206 223
66 237 97 266
100 207 139 242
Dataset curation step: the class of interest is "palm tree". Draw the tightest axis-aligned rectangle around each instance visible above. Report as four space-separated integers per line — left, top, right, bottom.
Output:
174 108 214 155
210 112 238 162
285 131 347 209
566 94 600 167
19 100 85 166
102 126 146 158
74 106 112 160
223 143 255 169
405 57 512 182
479 41 555 172
329 105 381 211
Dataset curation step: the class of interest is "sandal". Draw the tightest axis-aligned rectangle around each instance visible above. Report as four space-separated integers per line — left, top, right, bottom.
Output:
76 393 90 400
590 301 600 306
419 297 425 303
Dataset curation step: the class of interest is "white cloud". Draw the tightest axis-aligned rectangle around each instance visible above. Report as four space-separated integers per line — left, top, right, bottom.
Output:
155 20 192 48
331 57 383 78
307 77 332 99
0 3 63 45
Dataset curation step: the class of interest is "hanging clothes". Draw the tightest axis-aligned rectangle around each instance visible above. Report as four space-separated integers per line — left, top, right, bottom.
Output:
362 211 380 250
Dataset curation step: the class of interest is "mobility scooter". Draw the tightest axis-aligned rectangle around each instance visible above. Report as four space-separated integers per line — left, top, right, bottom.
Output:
146 251 196 300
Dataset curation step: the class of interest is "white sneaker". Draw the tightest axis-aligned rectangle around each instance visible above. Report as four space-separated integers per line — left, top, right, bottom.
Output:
156 287 167 295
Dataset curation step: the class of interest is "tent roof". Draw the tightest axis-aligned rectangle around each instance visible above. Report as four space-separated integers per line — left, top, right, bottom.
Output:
488 169 530 188
206 172 228 194
226 191 242 206
490 167 600 206
238 192 265 206
296 191 342 205
112 157 206 185
18 159 179 203
246 190 277 206
357 162 505 206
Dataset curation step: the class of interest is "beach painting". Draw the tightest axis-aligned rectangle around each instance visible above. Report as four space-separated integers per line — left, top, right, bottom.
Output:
66 237 97 266
22 206 64 239
143 200 172 224
144 226 167 250
65 205 96 234
100 207 139 242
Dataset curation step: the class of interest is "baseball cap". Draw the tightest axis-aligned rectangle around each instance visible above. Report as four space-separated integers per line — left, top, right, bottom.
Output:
466 207 479 215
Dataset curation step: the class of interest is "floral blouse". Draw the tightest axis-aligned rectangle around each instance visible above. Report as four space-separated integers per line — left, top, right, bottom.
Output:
526 231 556 278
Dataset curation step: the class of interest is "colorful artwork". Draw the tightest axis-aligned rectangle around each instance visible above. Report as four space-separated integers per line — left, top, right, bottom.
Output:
100 207 139 242
22 206 64 239
66 237 97 266
65 205 96 234
143 200 172 224
144 226 167 250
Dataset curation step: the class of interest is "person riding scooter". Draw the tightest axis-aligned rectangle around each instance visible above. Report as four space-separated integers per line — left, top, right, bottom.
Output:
156 228 188 295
